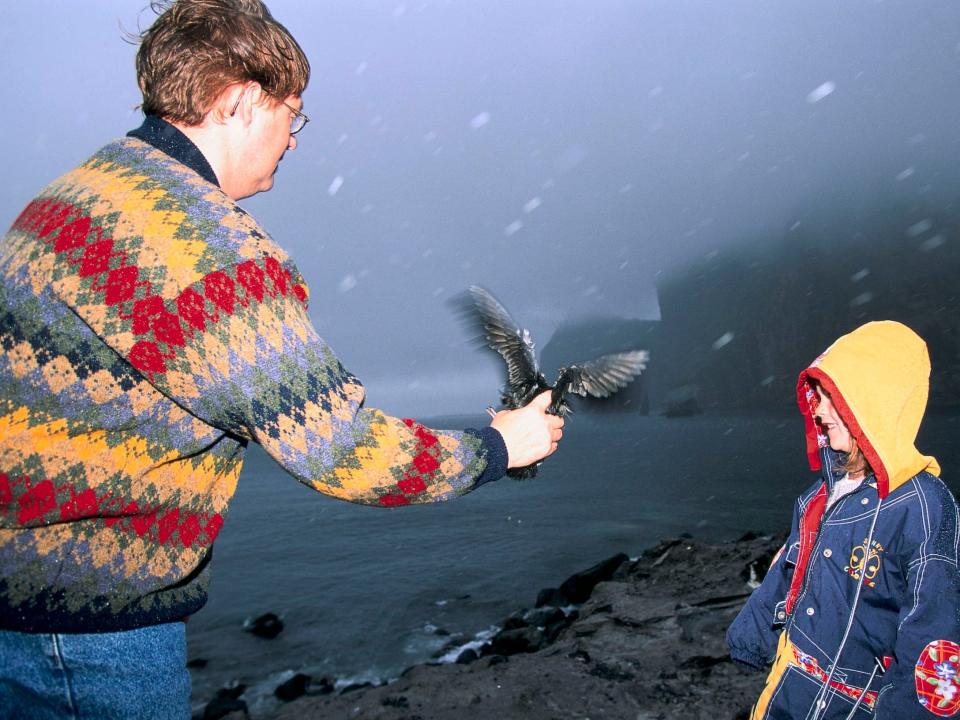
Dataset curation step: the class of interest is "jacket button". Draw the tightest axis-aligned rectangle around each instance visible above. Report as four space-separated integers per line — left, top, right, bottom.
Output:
777 611 786 620
861 497 870 505
806 607 816 616
823 549 832 558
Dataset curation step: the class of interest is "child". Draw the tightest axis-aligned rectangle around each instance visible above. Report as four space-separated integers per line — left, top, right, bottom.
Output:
727 321 960 719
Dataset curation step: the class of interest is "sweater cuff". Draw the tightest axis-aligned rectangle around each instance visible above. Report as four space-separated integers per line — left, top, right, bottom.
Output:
465 426 508 486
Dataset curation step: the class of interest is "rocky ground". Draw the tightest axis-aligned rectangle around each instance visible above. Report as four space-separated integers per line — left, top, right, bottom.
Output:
199 533 783 720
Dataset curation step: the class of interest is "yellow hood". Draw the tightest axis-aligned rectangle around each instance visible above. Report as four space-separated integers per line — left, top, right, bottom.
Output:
797 320 940 499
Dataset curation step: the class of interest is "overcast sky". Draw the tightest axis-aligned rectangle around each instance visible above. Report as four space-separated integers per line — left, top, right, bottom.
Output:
2 1 959 415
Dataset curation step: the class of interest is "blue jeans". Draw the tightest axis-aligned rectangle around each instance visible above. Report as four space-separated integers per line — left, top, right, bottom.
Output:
0 623 190 720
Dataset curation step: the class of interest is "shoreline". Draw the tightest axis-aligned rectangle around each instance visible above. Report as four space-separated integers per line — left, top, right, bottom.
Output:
195 532 782 720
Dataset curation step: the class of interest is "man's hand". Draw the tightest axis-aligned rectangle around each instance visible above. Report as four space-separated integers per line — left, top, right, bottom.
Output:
489 390 565 469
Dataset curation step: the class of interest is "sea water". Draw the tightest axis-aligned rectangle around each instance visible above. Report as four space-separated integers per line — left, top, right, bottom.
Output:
185 410 960 715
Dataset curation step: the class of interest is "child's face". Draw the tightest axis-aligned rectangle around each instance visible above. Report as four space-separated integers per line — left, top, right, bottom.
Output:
813 386 852 453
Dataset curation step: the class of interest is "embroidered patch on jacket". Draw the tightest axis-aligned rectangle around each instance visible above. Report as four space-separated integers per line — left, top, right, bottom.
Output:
790 646 878 709
845 538 884 588
915 640 960 716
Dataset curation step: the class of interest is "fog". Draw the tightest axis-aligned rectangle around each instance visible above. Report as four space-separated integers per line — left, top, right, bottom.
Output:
2 0 958 415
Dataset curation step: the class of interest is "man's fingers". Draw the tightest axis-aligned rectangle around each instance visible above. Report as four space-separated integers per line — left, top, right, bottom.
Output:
530 390 553 410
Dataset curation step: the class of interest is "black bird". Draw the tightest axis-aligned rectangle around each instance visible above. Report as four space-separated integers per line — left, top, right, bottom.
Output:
459 285 649 479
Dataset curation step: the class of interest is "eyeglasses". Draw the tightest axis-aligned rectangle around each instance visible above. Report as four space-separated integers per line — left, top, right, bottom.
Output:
283 101 310 135
229 92 310 136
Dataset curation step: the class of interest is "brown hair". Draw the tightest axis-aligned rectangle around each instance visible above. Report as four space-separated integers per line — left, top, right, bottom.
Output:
134 0 310 125
842 436 872 479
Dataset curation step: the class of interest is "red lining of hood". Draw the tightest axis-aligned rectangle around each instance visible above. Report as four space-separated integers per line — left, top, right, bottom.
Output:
797 367 890 499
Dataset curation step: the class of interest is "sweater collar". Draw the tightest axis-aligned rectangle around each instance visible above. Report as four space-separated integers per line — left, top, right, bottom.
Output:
127 115 219 187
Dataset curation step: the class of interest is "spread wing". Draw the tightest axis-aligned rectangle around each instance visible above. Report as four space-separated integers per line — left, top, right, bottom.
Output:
577 350 649 398
465 286 540 395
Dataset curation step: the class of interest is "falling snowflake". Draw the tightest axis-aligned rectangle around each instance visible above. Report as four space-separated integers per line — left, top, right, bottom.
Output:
896 167 915 181
806 81 836 104
338 274 357 293
504 220 523 236
850 292 874 307
907 219 933 237
713 332 734 350
327 176 344 196
921 234 946 252
555 145 588 172
470 112 491 129
523 197 541 213
355 61 368 76
850 268 870 282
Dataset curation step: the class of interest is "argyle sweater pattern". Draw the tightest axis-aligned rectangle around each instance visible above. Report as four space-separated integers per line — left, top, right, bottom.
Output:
0 137 491 632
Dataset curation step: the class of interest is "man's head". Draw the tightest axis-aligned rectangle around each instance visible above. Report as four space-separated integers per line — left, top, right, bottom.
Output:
136 0 309 126
136 0 311 200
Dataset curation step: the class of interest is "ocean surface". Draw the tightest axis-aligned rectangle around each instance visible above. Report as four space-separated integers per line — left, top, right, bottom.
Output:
185 410 960 716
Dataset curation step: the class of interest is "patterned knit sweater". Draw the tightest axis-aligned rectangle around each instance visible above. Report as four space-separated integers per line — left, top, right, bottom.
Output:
0 130 503 632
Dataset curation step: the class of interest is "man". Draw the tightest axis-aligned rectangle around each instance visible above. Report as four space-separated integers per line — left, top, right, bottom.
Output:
0 1 563 717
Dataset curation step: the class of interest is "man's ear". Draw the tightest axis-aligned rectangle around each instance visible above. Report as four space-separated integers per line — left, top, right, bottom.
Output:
216 82 263 127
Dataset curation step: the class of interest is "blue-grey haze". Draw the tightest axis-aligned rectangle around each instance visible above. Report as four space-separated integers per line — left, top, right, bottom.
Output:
2 0 959 417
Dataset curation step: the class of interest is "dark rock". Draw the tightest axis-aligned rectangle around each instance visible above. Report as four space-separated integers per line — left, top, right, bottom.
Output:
340 681 374 694
486 654 508 667
558 553 630 604
589 661 635 682
662 386 702 417
524 606 566 628
382 695 409 708
664 397 702 417
187 657 208 669
243 612 283 639
489 626 544 656
677 655 729 672
305 676 335 696
542 616 573 644
274 673 311 702
501 612 529 631
568 648 591 663
455 648 478 664
214 684 246 701
534 586 565 608
202 696 247 720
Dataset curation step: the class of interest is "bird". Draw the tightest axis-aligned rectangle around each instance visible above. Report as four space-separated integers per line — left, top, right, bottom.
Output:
457 285 649 479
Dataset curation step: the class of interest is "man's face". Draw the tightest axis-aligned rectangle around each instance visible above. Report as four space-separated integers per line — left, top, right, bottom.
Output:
230 93 300 199
813 385 852 453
